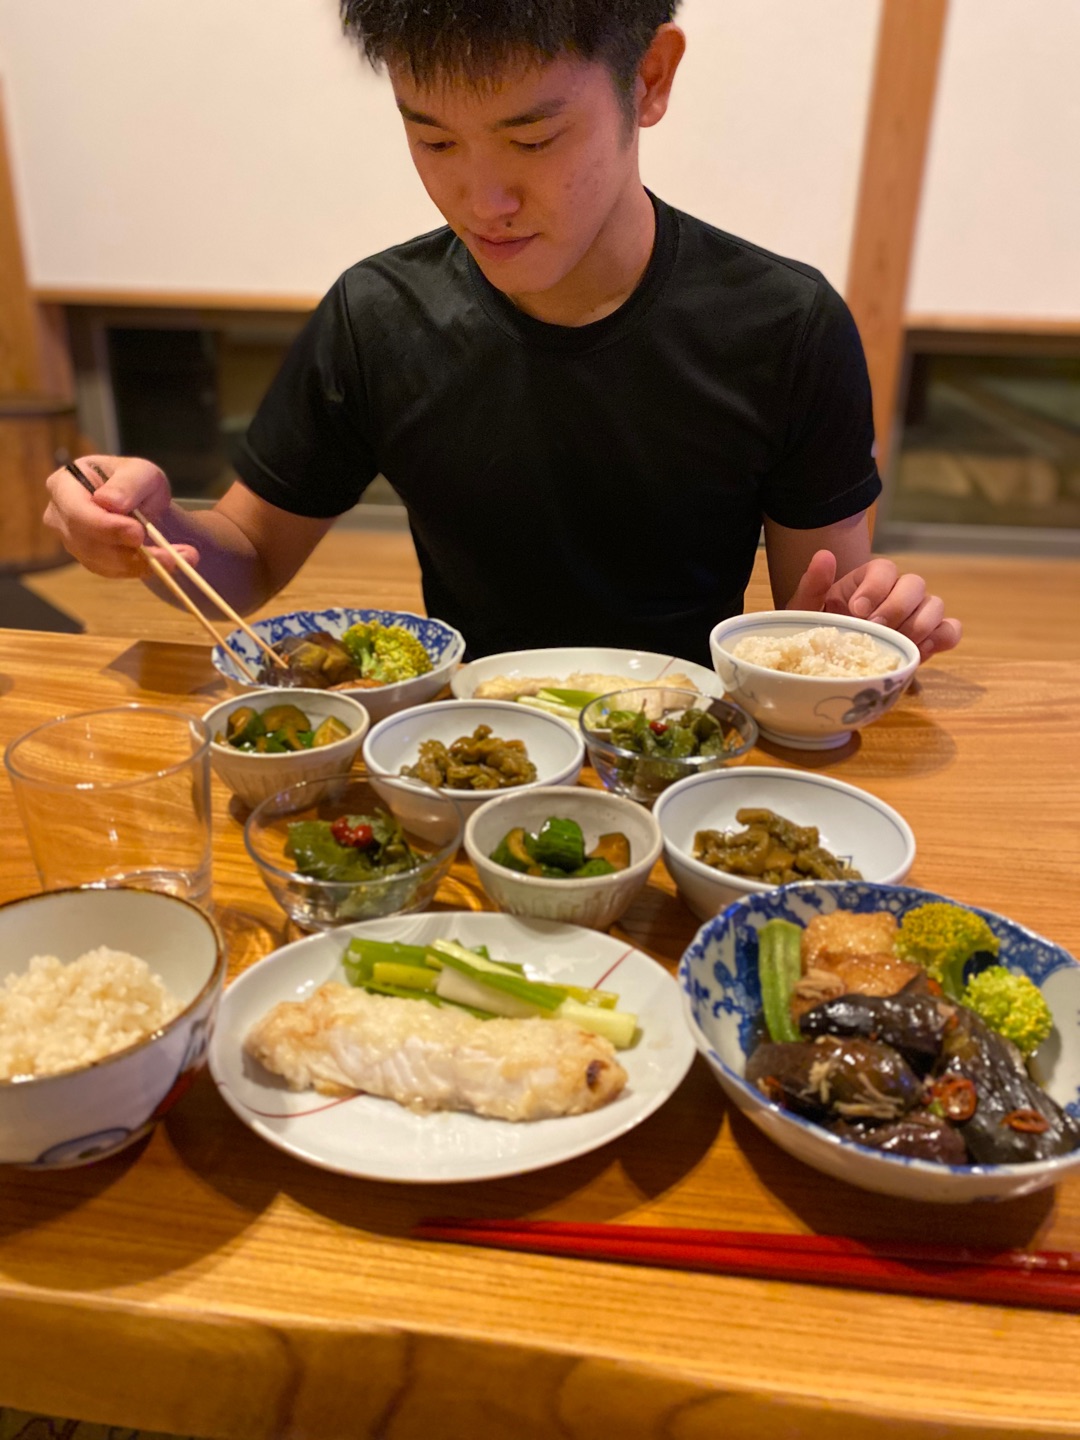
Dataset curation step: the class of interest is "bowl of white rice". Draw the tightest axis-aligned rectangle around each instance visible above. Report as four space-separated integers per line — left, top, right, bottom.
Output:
709 611 921 750
0 887 224 1168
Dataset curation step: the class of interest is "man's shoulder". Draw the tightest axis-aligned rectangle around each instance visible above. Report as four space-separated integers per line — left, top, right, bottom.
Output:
664 199 839 311
336 225 466 299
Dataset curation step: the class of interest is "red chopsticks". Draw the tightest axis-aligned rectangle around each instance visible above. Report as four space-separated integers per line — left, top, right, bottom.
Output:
413 1219 1080 1312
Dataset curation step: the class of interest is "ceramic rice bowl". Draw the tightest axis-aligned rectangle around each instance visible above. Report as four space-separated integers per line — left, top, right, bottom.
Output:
0 887 225 1168
709 611 920 750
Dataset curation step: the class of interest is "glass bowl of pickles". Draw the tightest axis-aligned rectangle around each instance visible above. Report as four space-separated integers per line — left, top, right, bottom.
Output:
580 687 758 808
201 688 371 811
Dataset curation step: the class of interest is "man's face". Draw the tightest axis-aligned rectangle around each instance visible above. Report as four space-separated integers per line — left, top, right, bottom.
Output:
391 54 642 307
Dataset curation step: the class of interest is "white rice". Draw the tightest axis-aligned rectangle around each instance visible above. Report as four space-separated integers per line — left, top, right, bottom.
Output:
0 947 182 1081
731 626 900 677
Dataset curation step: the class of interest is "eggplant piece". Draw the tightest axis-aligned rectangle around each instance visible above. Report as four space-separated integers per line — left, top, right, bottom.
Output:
939 1006 1080 1164
798 978 954 1075
745 1036 923 1122
831 1113 970 1165
258 632 361 689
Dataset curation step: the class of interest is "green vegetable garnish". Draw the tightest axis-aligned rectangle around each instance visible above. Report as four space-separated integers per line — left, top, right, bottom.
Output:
895 901 1000 1002
757 919 803 1044
961 966 1053 1056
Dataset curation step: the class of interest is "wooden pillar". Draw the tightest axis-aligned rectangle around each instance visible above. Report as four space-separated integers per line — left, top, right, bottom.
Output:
846 0 950 478
0 83 76 572
0 81 45 394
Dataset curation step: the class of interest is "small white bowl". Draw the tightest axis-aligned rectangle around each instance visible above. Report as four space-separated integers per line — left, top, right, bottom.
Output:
363 699 585 816
464 786 663 930
211 607 465 723
202 689 370 811
680 882 1080 1202
710 611 920 750
0 888 225 1168
654 766 915 920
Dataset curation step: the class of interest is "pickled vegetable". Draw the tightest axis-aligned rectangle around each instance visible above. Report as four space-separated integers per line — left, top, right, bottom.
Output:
694 807 862 884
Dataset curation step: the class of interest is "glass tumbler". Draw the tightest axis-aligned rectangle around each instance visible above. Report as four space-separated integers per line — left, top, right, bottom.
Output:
4 704 213 906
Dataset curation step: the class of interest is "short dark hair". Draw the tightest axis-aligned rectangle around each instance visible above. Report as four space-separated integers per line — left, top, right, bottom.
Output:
340 0 682 119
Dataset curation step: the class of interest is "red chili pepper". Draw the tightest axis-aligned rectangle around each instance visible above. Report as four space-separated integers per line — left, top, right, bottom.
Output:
330 817 375 849
649 720 668 735
929 1074 977 1122
1002 1108 1050 1134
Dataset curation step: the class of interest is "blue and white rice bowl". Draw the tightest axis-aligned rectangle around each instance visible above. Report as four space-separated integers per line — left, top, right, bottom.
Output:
679 881 1080 1203
0 888 225 1168
709 610 920 750
211 608 465 724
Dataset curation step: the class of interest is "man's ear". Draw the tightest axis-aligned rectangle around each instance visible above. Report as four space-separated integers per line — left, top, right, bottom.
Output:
636 24 686 129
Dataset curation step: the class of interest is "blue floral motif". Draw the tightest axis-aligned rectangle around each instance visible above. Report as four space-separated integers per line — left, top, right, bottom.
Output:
678 880 1080 1191
212 607 465 687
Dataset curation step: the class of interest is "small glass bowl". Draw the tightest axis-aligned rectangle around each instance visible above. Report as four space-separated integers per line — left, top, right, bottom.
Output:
580 687 758 808
244 774 463 931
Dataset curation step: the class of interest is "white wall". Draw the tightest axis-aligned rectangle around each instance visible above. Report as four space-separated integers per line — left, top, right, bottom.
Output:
0 0 881 301
909 0 1080 321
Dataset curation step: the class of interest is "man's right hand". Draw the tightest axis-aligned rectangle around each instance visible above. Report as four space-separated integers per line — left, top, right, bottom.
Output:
43 455 200 578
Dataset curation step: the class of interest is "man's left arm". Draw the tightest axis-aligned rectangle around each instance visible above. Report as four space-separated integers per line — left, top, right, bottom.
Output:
763 510 962 660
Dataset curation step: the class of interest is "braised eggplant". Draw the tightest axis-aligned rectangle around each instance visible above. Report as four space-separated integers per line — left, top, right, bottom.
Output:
831 1114 969 1165
798 978 954 1076
939 1006 1080 1164
745 1036 924 1123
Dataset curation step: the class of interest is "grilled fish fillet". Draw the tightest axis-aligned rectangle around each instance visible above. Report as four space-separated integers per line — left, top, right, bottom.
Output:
244 983 628 1121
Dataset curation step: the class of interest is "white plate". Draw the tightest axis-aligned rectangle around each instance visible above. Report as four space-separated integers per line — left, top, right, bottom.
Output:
451 646 723 702
208 912 695 1183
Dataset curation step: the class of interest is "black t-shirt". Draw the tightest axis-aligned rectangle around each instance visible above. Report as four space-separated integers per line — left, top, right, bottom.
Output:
236 195 880 664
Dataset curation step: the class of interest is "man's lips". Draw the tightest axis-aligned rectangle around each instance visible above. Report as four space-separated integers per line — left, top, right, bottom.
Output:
470 231 537 261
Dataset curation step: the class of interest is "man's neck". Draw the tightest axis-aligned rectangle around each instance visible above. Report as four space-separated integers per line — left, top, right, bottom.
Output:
505 183 657 328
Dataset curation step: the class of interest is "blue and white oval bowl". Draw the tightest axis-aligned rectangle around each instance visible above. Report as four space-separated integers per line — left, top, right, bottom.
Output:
679 880 1080 1203
211 608 466 724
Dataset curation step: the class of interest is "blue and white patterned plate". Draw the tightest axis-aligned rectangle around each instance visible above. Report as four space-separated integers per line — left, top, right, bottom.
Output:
211 608 466 723
679 881 1080 1203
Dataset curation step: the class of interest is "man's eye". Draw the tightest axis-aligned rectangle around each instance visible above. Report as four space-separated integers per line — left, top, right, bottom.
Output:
513 136 557 153
419 139 455 153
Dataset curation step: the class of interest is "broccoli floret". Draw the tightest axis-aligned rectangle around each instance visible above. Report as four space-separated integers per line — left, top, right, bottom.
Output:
962 967 1053 1057
894 901 999 1001
342 622 433 683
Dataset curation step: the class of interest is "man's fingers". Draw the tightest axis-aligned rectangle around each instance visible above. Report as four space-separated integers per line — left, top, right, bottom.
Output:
786 549 838 610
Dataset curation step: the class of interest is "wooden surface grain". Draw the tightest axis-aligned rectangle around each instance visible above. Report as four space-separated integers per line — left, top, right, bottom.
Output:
3 548 1080 1440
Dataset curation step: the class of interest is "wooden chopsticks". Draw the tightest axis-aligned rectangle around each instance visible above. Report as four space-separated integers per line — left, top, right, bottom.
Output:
64 462 286 682
413 1219 1080 1313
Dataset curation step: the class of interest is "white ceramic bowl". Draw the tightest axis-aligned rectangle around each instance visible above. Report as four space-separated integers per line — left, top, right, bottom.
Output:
680 881 1080 1202
0 888 225 1168
202 689 370 811
709 610 920 750
363 699 585 816
451 645 724 703
464 786 663 930
211 607 465 723
654 766 915 920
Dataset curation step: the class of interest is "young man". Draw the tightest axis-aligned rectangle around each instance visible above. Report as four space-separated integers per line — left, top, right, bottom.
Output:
43 0 960 663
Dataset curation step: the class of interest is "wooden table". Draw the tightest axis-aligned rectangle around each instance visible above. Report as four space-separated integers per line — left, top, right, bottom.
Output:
2 555 1080 1440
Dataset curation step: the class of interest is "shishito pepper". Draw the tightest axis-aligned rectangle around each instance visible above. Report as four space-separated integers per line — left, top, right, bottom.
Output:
757 919 803 1044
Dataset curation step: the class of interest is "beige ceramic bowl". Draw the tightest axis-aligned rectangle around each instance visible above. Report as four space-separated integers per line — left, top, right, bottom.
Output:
464 785 662 930
202 688 370 811
0 887 225 1168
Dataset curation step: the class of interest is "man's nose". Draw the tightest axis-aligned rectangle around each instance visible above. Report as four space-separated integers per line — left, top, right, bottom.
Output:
463 166 521 224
